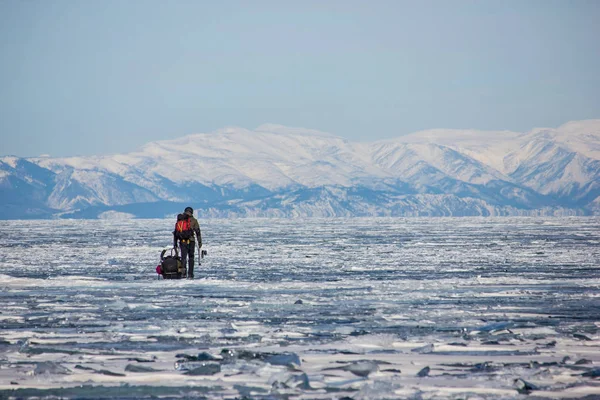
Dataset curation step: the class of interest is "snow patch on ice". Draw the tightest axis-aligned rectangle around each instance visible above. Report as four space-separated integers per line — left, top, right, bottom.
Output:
98 211 136 220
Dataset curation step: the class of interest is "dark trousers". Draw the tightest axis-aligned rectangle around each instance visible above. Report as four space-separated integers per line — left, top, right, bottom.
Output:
179 241 196 277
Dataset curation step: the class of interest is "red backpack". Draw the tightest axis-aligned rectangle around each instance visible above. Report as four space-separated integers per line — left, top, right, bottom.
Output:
174 214 193 240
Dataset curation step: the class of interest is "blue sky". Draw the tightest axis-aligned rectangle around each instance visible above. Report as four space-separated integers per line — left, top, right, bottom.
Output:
1 0 599 157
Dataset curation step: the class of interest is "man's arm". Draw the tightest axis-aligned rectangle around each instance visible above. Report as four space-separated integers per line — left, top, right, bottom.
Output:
193 218 202 247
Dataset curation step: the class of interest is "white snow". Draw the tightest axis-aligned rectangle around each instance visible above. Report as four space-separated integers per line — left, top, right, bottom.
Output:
3 120 600 214
60 120 600 190
98 211 136 220
0 156 20 168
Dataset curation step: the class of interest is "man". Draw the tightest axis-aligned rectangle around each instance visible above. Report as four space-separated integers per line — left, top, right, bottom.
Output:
173 206 202 279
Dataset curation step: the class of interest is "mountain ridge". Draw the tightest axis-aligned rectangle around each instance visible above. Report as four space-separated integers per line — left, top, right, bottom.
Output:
1 120 599 219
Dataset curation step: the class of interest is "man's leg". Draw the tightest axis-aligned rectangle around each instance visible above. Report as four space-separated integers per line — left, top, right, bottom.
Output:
188 242 195 278
180 242 188 277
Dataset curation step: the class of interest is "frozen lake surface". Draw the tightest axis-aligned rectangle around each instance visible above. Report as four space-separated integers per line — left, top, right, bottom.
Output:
1 217 599 399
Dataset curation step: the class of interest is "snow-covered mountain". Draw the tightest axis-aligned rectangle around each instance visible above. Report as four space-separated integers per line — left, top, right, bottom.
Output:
1 120 599 219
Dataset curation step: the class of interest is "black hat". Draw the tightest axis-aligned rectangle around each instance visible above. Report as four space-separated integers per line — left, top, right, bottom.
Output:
184 207 193 215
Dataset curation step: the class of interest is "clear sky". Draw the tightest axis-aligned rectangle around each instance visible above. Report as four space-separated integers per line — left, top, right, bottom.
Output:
1 0 599 157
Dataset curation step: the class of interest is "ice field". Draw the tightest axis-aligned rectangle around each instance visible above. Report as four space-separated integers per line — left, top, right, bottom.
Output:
1 217 599 399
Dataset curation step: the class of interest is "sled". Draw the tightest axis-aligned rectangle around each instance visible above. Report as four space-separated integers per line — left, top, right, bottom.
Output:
156 248 187 279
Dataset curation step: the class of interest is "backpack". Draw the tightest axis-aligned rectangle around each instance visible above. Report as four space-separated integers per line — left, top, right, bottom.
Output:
174 214 193 241
159 248 185 279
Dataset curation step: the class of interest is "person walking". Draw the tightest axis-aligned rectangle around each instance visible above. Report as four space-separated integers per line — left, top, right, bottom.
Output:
173 206 202 279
